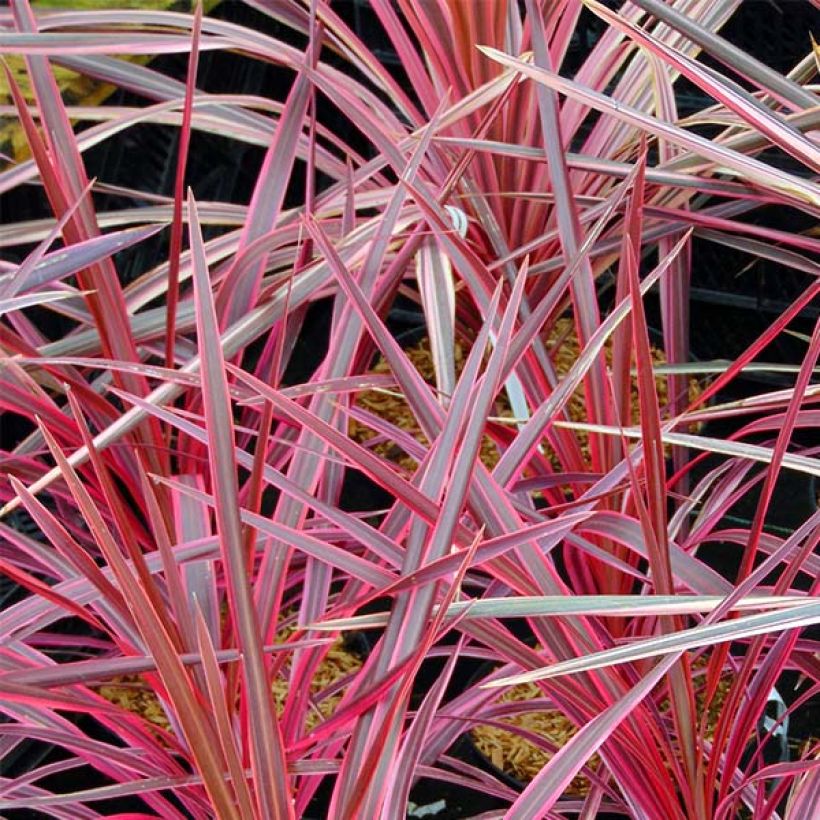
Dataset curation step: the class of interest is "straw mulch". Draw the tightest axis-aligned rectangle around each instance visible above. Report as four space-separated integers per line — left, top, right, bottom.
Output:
97 634 362 735
350 323 703 792
350 318 700 470
470 680 599 794
470 657 736 791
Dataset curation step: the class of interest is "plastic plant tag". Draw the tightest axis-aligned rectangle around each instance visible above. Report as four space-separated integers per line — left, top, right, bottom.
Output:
760 686 790 763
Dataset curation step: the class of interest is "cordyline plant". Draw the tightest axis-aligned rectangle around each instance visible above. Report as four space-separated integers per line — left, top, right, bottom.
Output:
0 0 818 817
